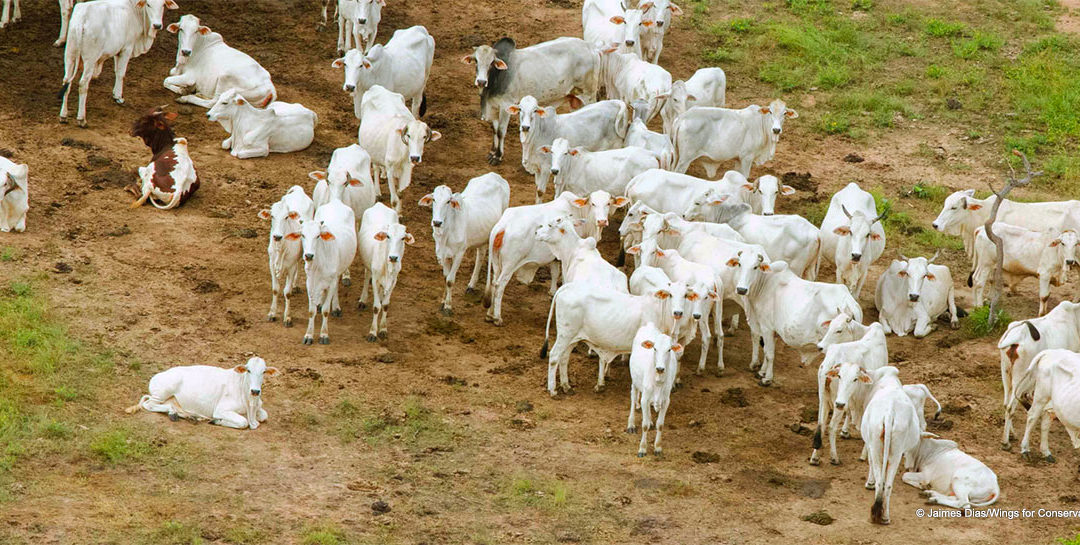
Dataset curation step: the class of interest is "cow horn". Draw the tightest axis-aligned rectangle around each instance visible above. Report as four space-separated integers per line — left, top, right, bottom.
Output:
899 253 910 261
1025 321 1041 341
873 207 889 224
928 250 942 264
841 204 852 219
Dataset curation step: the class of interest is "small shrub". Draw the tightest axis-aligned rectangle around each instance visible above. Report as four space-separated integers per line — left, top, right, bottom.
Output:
728 17 753 33
926 64 945 79
819 112 852 135
53 386 77 402
41 420 72 439
89 428 150 464
925 18 969 38
965 305 1011 337
952 31 1003 59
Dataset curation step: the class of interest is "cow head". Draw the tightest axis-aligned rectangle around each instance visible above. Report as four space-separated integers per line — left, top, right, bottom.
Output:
619 201 654 238
130 106 178 150
896 254 938 303
233 356 278 399
758 99 797 140
610 8 647 50
728 249 779 296
834 205 884 264
816 309 861 352
309 170 363 208
626 235 664 268
166 14 209 69
333 48 369 93
825 361 872 410
418 185 461 230
355 0 385 30
665 80 696 118
682 189 731 222
534 214 583 245
301 219 337 262
0 163 27 203
586 190 628 234
1049 230 1080 268
207 89 245 122
931 189 979 234
752 175 794 216
462 44 508 88
640 0 682 28
507 95 545 134
637 329 682 382
372 222 414 264
399 120 440 164
259 190 307 245
136 0 179 32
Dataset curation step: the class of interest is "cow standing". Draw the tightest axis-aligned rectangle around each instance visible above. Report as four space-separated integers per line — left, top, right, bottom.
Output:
1017 348 1080 468
357 203 414 341
819 182 885 297
672 100 797 178
358 85 440 213
861 366 922 525
932 189 1080 259
128 107 200 210
301 199 357 345
333 25 434 119
58 0 179 127
0 0 20 29
627 322 682 457
258 185 313 327
660 67 726 134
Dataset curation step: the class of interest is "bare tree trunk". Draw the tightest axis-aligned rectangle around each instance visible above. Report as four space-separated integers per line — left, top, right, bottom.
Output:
985 150 1042 328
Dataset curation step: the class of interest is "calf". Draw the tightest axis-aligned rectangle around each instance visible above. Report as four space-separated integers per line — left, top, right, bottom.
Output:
1018 348 1080 467
809 322 888 466
333 25 434 119
310 143 377 223
903 383 943 431
816 309 872 351
511 95 631 201
599 49 672 123
875 255 960 337
464 37 600 164
971 223 1080 316
903 434 1000 509
258 185 313 327
654 246 723 373
58 0 179 127
627 322 683 457
163 14 276 109
733 250 862 385
998 301 1080 450
358 85 440 213
207 89 318 159
932 189 1080 259
582 0 647 57
659 67 726 134
625 117 674 170
0 0 19 29
301 198 357 345
418 173 510 315
0 156 28 233
129 108 199 210
672 100 797 178
698 202 821 281
332 0 383 55
861 366 922 525
540 283 672 395
536 214 628 292
357 203 414 341
126 357 278 430
819 182 885 296
483 192 591 326
639 0 682 63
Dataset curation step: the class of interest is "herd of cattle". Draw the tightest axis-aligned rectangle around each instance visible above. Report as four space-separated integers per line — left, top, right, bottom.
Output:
3 0 1080 526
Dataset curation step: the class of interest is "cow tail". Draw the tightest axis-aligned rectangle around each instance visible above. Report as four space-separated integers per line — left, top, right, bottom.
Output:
540 285 562 359
615 101 630 140
130 172 154 208
58 28 80 98
870 414 891 524
151 189 183 210
125 395 150 414
419 94 428 117
483 230 503 308
808 235 822 280
670 117 682 172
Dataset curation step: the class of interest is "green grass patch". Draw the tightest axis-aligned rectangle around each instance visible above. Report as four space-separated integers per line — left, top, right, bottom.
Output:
148 521 204 545
89 427 152 464
499 474 572 511
925 18 969 38
964 305 1012 337
1058 533 1080 545
332 396 459 450
300 523 350 545
906 183 949 201
0 247 18 262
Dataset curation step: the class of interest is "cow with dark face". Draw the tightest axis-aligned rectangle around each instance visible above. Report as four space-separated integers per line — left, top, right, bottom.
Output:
129 107 200 210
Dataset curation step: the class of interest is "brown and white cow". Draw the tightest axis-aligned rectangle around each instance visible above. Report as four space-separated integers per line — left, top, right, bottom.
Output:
129 107 200 209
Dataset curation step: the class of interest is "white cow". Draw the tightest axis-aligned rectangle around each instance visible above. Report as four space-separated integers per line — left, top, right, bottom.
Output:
697 202 821 281
541 283 673 395
625 168 729 218
329 0 382 54
483 192 591 326
732 250 862 386
510 95 631 201
932 189 1080 258
536 214 628 291
310 144 378 222
625 118 674 170
659 67 726 134
875 254 960 337
861 366 922 525
626 322 682 457
746 174 795 216
126 357 278 430
809 322 888 466
163 14 276 109
654 246 723 373
206 89 318 159
0 157 28 233
903 435 1000 509
418 173 510 315
819 182 885 297
547 139 659 201
599 49 672 123
970 223 1080 316
582 0 647 57
816 309 872 351
639 0 682 63
903 383 943 431
358 85 440 213
672 100 797 178
998 302 1080 450
1 0 20 29
357 203 413 341
258 186 313 327
464 37 601 164
333 25 434 119
58 0 179 127
1018 348 1080 465
300 198 357 345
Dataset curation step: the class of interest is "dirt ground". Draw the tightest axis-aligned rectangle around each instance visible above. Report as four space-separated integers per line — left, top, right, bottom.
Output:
1 0 1079 543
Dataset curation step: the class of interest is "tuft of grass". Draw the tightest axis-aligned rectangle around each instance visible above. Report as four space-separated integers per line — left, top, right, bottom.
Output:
499 475 571 511
89 427 151 464
300 524 350 545
53 385 77 402
40 420 72 439
149 521 204 545
964 305 1011 337
0 247 18 262
1058 533 1080 545
952 31 1003 59
908 183 948 201
728 17 754 33
851 0 872 12
924 18 969 38
332 397 458 450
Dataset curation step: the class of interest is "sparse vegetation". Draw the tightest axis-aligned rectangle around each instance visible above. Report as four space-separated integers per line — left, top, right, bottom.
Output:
964 305 1012 337
301 524 350 545
89 427 152 464
0 246 18 262
499 474 571 511
332 396 459 450
149 521 205 545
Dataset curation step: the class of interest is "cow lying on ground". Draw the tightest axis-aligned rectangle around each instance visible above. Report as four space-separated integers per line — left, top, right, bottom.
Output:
163 14 276 109
126 356 278 430
902 434 1000 509
129 107 200 209
207 89 318 159
0 155 28 233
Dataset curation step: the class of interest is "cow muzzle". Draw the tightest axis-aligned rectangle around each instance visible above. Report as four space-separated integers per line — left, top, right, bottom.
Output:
598 219 609 227
816 344 825 352
625 40 636 46
181 49 192 57
357 17 367 24
908 293 920 302
693 313 702 319
932 222 941 231
550 168 560 175
521 125 530 133
655 367 665 375
475 79 487 88
344 84 356 92
389 255 400 263
851 253 862 262
834 401 846 409
432 220 443 228
673 311 683 319
304 253 314 261
152 23 162 30
763 212 774 216
772 128 781 135
656 21 664 27
736 287 748 295
250 389 261 396
273 234 283 241
410 155 421 164
1068 260 1078 266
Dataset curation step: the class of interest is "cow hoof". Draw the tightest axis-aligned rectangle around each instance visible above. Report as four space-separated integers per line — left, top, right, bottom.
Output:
594 383 605 393
484 315 494 323
637 451 646 458
319 336 330 345
1021 451 1033 462
114 97 125 105
830 458 841 466
694 369 703 376
267 315 277 322
77 119 87 128
358 302 368 311
951 321 960 330
757 378 772 387
493 319 504 327
1001 442 1012 452
626 426 636 434
840 430 851 439
465 287 477 295
920 489 933 497
54 40 64 47
653 448 662 457
876 518 891 526
59 116 68 124
169 412 179 422
342 277 351 287
439 306 453 316
303 336 314 345
331 309 342 318
1047 454 1057 464
561 387 576 396
865 482 875 490
808 458 820 466
377 330 388 340
284 318 293 328
366 334 378 343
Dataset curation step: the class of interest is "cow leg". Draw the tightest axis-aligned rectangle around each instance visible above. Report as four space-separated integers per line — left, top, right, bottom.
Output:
281 274 294 328
1039 411 1053 460
548 262 561 296
534 170 550 204
210 408 249 429
177 94 218 109
377 284 391 339
268 270 281 322
488 110 510 165
221 135 233 150
386 170 401 214
653 399 669 456
330 277 343 317
901 471 928 490
1039 273 1051 316
303 283 319 345
547 336 572 396
827 407 845 465
257 407 268 422
140 394 180 418
75 62 94 127
336 14 346 54
595 355 613 392
637 398 652 457
0 0 8 27
440 253 465 315
697 308 712 374
162 74 194 96
357 267 371 310
626 384 638 433
466 247 486 295
55 0 73 46
367 277 382 342
737 156 753 178
111 52 131 104
487 271 511 327
1020 394 1049 459
318 283 335 344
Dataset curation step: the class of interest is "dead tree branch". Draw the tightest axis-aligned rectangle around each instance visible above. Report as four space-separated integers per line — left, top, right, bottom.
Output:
985 149 1043 328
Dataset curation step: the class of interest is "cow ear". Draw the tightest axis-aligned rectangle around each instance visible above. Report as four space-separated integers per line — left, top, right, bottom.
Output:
784 109 798 118
404 232 416 245
460 54 475 64
285 233 301 241
781 185 796 195
164 111 179 122
655 289 671 300
612 196 630 208
332 58 345 69
742 183 755 191
233 365 248 374
376 0 386 5
493 59 508 70
164 0 179 8
374 231 388 241
418 194 434 207
308 171 326 182
449 199 461 209
506 105 520 114
670 2 683 14
725 257 739 267
198 26 210 35
610 15 626 24
869 233 882 240
626 245 641 255
363 59 372 69
641 340 654 349
1051 238 1063 247
535 108 548 117
166 22 179 33
642 20 655 27
821 319 832 327
639 1 654 10
662 228 680 236
672 343 684 354
348 177 363 187
258 209 271 220
429 131 442 142
654 249 666 258
968 203 982 211
539 146 551 154
825 367 839 378
135 0 146 8
572 198 589 208
265 367 279 376
319 232 335 241
234 97 245 105
568 148 580 156
858 370 872 383
759 107 771 114
759 262 771 272
833 226 851 236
